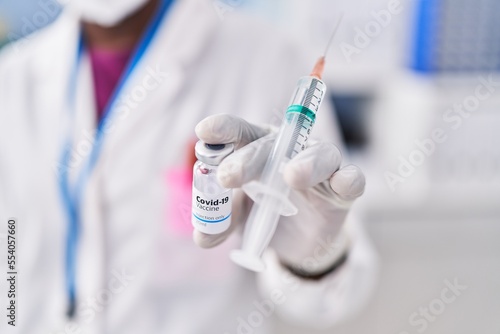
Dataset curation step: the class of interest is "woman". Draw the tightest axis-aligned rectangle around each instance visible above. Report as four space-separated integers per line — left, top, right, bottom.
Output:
0 0 377 332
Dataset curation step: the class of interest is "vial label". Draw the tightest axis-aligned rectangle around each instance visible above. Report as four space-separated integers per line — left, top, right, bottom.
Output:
192 187 232 235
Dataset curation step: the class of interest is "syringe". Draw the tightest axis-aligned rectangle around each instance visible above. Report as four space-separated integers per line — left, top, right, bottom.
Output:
230 64 327 272
230 16 344 272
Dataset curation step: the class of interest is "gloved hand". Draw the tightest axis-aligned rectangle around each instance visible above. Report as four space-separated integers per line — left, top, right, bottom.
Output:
194 114 365 276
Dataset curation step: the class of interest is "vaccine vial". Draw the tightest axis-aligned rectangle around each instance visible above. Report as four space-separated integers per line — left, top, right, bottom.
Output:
192 141 234 235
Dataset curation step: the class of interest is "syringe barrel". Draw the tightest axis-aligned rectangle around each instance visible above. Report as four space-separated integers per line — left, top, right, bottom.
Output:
234 76 327 269
261 76 326 186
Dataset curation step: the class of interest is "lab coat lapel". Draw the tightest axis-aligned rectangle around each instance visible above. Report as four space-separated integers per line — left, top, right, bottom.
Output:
71 54 108 333
26 11 107 331
63 1 220 325
44 12 106 330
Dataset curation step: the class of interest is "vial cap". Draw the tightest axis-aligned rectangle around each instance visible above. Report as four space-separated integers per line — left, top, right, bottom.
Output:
195 140 235 166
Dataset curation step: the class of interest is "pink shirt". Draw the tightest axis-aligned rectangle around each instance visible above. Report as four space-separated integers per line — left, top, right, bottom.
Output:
89 48 133 121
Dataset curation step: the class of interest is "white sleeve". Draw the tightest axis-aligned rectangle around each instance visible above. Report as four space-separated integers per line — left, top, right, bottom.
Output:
256 216 379 329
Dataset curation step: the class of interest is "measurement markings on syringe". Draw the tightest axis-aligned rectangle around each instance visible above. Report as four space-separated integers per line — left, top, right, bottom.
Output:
286 115 313 158
304 80 318 106
288 79 325 158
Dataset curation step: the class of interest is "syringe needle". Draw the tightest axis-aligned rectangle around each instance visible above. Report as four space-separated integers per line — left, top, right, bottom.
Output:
323 13 344 58
310 13 344 79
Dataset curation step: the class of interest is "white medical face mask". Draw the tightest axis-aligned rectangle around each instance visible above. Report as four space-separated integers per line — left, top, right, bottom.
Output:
61 0 152 27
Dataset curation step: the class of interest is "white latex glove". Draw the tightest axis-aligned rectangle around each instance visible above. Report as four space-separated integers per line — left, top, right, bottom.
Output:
194 114 365 275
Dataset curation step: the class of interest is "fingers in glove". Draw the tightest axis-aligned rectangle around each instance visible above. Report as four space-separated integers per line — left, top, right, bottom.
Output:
329 164 365 200
217 133 275 188
195 114 270 149
283 142 342 190
193 190 251 248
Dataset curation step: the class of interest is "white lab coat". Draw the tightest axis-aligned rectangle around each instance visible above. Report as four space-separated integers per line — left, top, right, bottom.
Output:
0 0 378 333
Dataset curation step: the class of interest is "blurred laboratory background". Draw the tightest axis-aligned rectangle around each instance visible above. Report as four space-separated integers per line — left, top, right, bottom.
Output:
1 0 499 333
